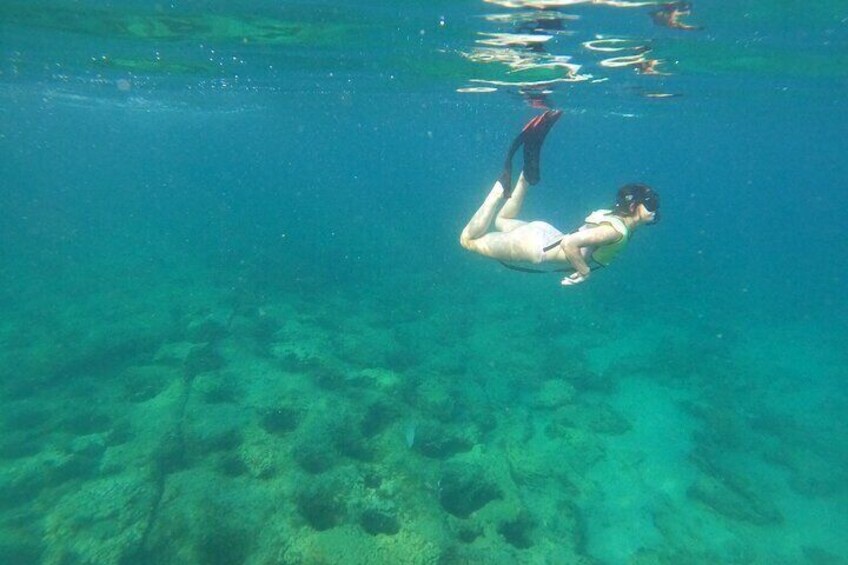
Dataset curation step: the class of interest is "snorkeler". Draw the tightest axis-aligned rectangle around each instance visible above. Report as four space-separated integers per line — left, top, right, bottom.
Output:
459 110 660 287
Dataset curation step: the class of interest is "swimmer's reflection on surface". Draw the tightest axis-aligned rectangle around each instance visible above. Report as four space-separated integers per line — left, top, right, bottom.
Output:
650 1 702 30
518 87 554 109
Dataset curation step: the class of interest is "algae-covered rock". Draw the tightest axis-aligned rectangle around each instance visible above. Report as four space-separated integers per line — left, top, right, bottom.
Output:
504 441 579 495
439 462 502 519
687 474 782 525
347 367 403 394
295 472 352 531
438 543 517 563
0 430 43 460
542 424 606 474
359 508 400 536
140 469 271 564
184 314 230 344
531 379 576 409
280 519 444 564
120 365 179 403
414 379 458 422
0 459 51 509
688 447 783 526
413 421 478 460
181 402 245 458
562 365 616 393
258 404 303 436
557 402 632 436
237 440 278 479
60 409 113 436
802 545 844 565
41 475 157 565
1 440 109 510
497 512 536 549
0 534 41 564
651 503 753 564
152 341 199 365
332 427 377 463
292 437 338 474
70 433 106 459
630 547 725 565
333 325 404 369
193 371 243 404
764 444 845 498
183 343 225 378
359 398 400 438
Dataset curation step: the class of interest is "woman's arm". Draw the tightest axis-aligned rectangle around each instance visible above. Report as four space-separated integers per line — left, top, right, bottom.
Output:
558 224 622 286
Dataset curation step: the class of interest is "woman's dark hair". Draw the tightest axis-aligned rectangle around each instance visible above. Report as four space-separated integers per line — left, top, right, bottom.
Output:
613 183 660 216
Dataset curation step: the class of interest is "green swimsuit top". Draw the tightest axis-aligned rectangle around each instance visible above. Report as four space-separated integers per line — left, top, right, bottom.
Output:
584 209 630 267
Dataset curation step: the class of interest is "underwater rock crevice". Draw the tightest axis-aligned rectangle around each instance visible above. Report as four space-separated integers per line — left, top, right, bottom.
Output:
137 360 200 555
438 463 502 519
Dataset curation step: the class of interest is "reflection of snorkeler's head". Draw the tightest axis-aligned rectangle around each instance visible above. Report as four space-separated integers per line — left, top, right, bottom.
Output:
519 87 553 110
516 17 565 34
651 1 701 30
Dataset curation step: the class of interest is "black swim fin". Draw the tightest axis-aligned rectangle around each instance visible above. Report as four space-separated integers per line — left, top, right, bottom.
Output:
499 110 563 197
523 109 562 185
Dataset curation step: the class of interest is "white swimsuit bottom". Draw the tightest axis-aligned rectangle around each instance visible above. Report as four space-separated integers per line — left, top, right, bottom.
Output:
499 221 603 274
499 221 568 273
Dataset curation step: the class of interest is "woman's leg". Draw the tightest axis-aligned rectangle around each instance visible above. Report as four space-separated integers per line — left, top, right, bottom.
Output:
459 177 540 261
459 110 563 261
495 172 529 232
458 171 530 251
459 180 507 247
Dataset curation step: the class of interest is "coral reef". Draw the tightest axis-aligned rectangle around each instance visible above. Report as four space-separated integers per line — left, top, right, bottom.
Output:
1 270 845 563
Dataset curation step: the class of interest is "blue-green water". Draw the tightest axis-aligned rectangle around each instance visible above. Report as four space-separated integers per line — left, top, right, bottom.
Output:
1 1 846 563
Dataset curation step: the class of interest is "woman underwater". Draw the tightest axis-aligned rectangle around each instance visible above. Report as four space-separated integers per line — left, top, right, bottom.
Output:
459 110 660 286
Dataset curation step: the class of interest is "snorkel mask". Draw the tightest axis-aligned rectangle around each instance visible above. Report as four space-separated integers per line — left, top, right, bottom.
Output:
640 192 660 223
617 183 660 224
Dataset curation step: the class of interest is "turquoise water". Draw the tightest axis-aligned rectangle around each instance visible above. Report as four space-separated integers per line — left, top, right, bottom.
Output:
1 1 847 563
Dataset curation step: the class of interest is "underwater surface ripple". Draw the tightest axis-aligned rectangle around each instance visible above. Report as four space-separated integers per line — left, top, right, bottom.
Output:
1 1 847 563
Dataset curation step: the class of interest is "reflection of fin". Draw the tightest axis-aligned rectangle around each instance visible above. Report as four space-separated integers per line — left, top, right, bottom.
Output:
500 110 562 197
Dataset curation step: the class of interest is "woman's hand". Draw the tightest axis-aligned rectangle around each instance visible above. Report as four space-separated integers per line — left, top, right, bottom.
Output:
561 272 589 286
558 224 620 288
